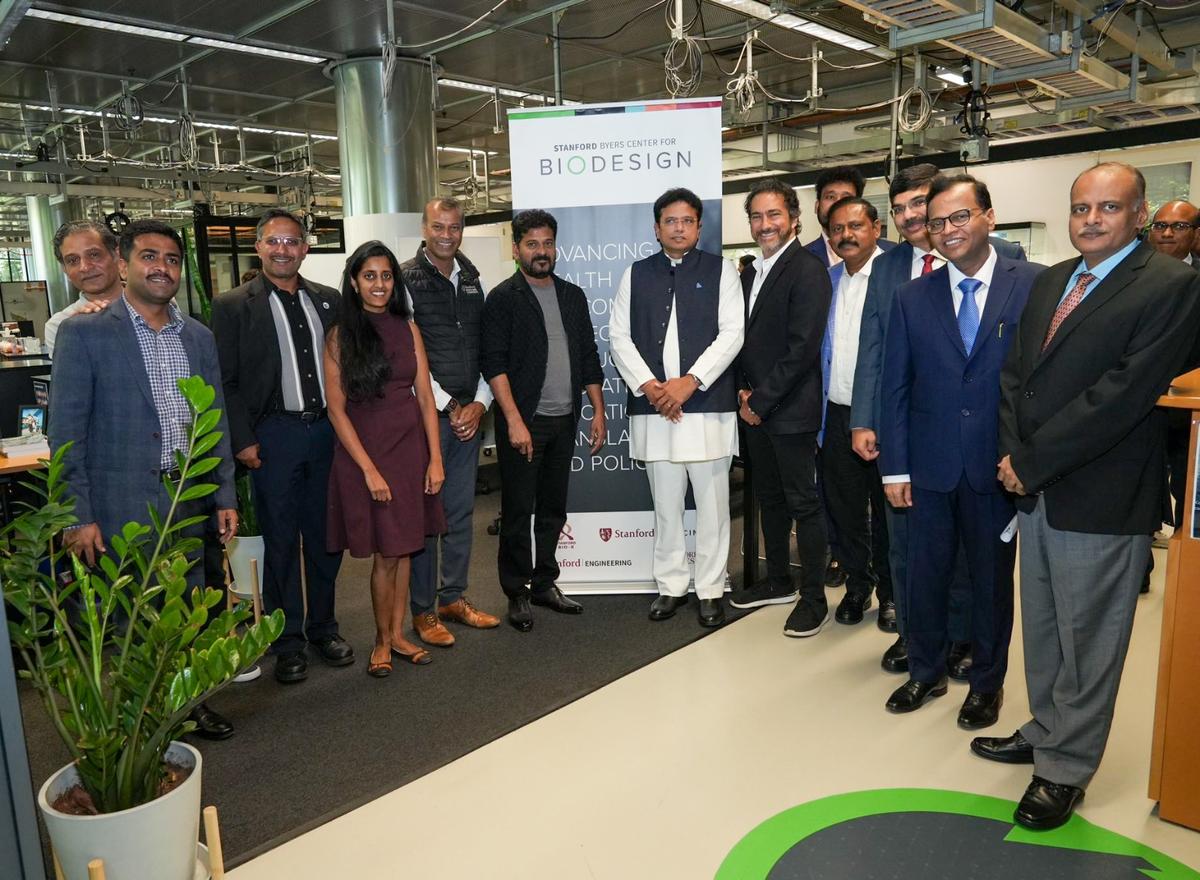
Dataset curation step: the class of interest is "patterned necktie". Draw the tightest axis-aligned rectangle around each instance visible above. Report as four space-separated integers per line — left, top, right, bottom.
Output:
921 253 937 275
958 278 982 355
1042 272 1096 351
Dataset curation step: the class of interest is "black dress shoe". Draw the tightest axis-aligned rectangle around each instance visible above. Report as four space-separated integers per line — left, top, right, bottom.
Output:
970 730 1034 764
531 585 583 614
189 702 234 741
311 635 355 667
835 591 872 625
649 594 688 621
1015 776 1084 831
885 676 948 713
877 599 897 633
508 594 533 632
274 650 308 684
698 598 725 628
957 688 1003 730
947 641 973 681
881 636 909 674
825 559 847 588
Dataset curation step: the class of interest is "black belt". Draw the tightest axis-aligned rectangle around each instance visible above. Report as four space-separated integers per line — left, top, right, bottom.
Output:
276 409 326 423
162 467 183 481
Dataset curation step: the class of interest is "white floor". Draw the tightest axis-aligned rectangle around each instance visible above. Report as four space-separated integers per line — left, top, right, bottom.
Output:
228 547 1200 879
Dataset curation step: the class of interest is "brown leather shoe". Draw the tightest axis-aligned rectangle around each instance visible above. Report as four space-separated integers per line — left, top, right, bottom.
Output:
438 597 500 629
413 611 455 647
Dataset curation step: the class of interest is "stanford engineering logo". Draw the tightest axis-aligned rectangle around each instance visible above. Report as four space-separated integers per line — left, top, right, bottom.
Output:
599 528 612 542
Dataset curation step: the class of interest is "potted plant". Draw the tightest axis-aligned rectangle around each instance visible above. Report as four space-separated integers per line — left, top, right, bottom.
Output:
225 470 265 610
1 376 283 880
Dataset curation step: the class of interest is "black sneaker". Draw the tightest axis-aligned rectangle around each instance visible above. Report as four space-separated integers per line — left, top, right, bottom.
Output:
729 581 798 609
783 602 829 638
835 591 873 625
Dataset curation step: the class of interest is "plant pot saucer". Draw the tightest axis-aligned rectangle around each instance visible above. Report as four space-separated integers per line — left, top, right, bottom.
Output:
234 664 261 683
196 841 212 879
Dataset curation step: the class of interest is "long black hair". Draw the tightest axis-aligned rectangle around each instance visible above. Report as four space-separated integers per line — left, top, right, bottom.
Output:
335 240 409 402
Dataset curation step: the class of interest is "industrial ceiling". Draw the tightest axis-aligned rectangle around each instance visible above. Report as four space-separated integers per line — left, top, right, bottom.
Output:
4 0 1200 240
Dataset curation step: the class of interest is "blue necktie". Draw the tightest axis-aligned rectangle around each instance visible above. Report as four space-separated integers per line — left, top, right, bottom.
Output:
958 278 982 354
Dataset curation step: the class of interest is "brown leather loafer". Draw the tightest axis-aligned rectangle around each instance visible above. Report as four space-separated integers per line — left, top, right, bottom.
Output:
414 611 455 647
438 598 500 629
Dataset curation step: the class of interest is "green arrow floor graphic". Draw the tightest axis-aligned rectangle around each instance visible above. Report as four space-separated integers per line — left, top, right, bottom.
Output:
718 789 1200 879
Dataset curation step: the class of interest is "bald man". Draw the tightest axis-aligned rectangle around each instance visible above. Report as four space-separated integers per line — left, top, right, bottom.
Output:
979 163 1200 830
1148 199 1199 264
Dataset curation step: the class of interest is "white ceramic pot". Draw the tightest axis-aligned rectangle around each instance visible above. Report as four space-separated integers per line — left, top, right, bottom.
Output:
38 741 202 880
225 533 266 601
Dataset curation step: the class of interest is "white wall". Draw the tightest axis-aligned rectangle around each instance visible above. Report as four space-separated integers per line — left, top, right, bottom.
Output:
719 138 1200 266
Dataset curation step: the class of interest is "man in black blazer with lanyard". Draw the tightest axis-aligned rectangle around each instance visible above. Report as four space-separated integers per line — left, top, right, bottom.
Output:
211 209 354 684
728 178 833 637
976 163 1200 830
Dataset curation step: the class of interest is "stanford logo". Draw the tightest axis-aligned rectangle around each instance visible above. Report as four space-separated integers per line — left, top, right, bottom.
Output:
599 528 612 542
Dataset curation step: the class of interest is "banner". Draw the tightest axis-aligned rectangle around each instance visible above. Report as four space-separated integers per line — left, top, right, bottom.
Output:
508 97 723 592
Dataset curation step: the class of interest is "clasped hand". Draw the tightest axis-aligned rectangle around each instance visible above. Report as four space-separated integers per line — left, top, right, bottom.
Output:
642 377 695 423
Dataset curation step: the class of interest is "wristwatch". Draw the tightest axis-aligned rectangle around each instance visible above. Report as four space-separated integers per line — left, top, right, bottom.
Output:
687 373 702 388
444 399 460 415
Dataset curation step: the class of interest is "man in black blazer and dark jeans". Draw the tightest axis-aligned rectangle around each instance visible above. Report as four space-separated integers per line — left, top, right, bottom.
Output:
727 179 834 638
481 209 605 632
211 209 353 683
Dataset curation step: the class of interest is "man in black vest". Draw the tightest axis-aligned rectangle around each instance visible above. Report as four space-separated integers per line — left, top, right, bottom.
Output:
401 197 502 648
610 188 744 628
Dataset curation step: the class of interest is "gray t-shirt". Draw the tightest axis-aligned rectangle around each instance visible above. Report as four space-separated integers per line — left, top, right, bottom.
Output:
529 277 574 416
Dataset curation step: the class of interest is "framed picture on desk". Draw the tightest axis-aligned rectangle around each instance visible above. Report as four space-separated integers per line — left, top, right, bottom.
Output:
17 404 44 436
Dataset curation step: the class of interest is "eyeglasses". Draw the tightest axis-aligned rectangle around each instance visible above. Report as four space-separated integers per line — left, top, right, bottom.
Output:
261 236 303 248
1149 221 1197 233
891 195 927 216
661 216 697 229
926 208 981 234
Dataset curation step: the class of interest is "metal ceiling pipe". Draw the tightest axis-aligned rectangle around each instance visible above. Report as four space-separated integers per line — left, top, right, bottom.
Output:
331 56 436 217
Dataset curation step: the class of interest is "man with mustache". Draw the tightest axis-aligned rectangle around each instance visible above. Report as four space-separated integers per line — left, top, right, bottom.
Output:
400 197 501 649
46 220 124 356
818 197 890 627
610 188 743 628
212 209 353 684
481 209 605 632
49 218 239 739
728 179 832 637
979 163 1200 829
880 175 1042 731
850 163 1026 677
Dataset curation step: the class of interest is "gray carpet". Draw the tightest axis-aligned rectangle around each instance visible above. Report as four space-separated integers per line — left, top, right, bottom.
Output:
18 468 753 870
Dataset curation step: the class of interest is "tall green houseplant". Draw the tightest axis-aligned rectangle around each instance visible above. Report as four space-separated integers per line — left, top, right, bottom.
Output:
1 376 283 813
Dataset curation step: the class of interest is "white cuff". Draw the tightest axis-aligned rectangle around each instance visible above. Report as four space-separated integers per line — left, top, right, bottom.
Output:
881 474 910 484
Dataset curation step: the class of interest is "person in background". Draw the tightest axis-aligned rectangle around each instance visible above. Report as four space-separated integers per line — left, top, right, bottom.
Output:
325 241 445 677
45 220 125 356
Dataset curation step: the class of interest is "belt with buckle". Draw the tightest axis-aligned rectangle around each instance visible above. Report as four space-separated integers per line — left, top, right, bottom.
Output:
279 409 326 423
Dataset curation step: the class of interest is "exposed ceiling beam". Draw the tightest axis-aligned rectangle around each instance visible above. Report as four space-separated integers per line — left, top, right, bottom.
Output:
1053 0 1190 73
423 0 592 56
0 0 32 48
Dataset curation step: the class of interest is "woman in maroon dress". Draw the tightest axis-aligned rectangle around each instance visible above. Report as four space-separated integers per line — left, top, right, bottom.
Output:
325 241 446 677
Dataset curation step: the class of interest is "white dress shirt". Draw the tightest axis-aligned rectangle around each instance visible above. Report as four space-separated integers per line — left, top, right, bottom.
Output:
828 246 883 406
610 254 744 462
822 231 842 267
883 245 997 485
403 251 494 411
748 237 795 317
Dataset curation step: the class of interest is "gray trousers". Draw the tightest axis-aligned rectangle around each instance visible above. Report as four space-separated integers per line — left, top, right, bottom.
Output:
411 417 482 613
1017 496 1149 789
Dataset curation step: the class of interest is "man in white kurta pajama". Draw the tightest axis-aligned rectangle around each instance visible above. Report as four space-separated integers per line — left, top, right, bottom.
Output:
610 188 744 628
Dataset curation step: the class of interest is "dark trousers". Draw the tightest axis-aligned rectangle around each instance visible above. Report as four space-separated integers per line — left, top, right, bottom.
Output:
496 413 575 598
744 425 827 609
885 504 973 641
821 402 891 601
1167 410 1189 528
907 475 1015 693
251 415 342 654
411 416 483 613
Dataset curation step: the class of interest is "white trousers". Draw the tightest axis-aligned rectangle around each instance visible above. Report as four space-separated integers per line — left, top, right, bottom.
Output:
645 457 732 600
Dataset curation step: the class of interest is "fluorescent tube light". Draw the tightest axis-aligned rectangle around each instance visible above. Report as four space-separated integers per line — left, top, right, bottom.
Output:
187 37 325 64
710 0 884 55
936 69 967 86
26 8 189 41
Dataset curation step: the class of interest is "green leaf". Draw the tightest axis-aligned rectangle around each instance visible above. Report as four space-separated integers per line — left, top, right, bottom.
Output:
185 457 221 478
195 410 221 437
177 483 217 503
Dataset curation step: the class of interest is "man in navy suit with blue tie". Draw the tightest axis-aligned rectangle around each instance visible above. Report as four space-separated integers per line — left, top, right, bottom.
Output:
879 175 1043 730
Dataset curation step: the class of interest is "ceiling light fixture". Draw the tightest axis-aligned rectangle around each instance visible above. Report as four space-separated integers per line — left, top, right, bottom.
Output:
25 8 325 63
438 78 581 106
710 0 887 57
936 68 967 86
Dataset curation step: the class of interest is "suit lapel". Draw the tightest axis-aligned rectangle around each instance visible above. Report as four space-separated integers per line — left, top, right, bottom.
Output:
970 259 1017 362
110 301 157 411
247 275 283 381
1036 243 1150 365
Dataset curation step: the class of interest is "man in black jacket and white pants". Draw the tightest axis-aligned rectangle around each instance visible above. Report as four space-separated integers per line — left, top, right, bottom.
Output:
481 209 606 632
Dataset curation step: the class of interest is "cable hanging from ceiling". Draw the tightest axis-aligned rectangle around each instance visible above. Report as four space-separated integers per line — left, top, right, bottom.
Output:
664 0 703 97
392 0 511 50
